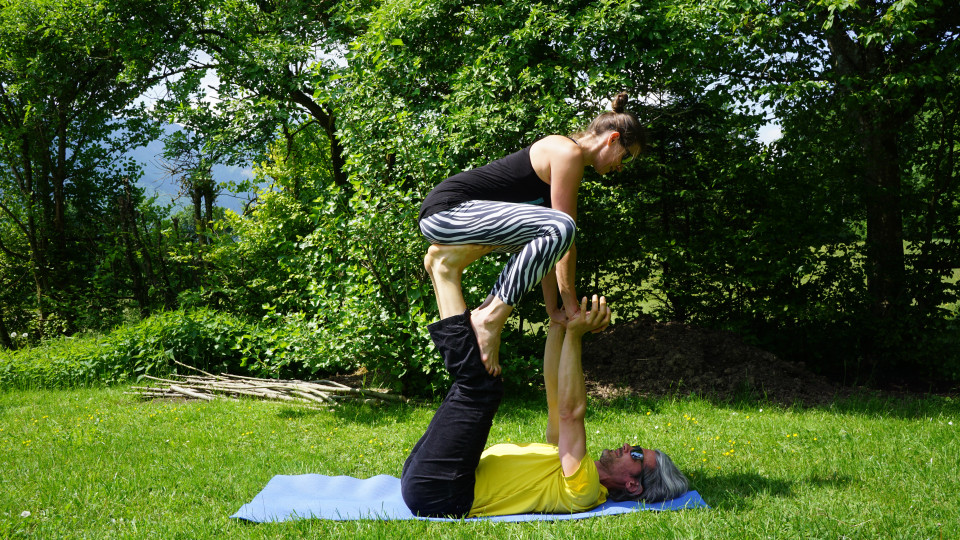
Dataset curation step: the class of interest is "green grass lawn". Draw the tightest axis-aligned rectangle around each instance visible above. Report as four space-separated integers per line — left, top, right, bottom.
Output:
1 387 957 539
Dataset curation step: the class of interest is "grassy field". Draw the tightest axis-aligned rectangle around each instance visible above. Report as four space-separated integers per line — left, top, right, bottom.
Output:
1 386 957 539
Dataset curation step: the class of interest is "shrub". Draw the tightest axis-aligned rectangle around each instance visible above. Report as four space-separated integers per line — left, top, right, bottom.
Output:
0 308 358 390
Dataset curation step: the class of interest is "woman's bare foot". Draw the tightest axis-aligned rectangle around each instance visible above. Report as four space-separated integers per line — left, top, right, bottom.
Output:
469 298 512 377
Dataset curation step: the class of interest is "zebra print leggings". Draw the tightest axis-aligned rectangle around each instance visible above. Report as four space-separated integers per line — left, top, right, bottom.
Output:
419 200 576 306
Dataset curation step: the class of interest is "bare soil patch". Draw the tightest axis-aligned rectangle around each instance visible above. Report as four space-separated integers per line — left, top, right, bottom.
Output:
581 315 852 406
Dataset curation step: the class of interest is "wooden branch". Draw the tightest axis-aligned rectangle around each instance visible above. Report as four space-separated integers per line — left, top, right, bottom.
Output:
130 368 408 407
169 385 215 401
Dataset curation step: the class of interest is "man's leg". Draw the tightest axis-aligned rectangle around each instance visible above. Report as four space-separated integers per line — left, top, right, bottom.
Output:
400 310 503 517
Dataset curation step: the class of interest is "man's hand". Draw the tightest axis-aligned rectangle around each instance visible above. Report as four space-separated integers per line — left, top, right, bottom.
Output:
565 295 611 338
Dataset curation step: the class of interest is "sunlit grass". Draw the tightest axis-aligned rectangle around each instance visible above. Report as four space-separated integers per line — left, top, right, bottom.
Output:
0 387 957 538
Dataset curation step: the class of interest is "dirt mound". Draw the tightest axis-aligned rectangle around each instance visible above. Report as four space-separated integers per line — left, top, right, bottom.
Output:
582 316 848 406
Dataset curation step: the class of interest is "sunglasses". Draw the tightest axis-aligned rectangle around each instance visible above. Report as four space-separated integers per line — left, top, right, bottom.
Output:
630 446 647 494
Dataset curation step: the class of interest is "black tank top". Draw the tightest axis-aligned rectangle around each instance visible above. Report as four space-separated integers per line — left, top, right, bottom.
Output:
419 145 551 221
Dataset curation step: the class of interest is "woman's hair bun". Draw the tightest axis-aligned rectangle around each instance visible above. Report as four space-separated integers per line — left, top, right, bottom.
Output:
611 92 629 114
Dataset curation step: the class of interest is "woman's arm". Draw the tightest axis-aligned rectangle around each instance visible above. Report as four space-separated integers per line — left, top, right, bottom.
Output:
541 266 566 324
555 244 579 319
542 138 584 318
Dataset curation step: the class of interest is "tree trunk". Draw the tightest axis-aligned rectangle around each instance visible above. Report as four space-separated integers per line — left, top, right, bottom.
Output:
826 27 915 378
288 89 348 188
0 309 14 350
860 117 906 318
118 188 150 316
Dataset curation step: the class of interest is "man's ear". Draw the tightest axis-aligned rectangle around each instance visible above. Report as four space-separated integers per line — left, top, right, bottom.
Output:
624 476 642 497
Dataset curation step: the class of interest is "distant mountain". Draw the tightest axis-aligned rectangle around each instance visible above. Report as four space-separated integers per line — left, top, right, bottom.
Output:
125 123 257 214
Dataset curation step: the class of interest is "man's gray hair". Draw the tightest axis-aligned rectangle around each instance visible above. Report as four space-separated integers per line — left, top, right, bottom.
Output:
607 450 689 503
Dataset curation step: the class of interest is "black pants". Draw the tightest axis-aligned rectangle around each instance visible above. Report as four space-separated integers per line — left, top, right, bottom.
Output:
400 310 504 517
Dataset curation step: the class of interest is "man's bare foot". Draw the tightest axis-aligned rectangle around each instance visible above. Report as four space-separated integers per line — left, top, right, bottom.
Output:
469 298 512 377
470 309 502 376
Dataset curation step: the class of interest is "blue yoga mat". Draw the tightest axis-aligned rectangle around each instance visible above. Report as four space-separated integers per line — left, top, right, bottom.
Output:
231 474 709 523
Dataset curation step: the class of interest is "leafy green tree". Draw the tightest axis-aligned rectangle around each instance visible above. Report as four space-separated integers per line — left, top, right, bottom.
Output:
686 0 960 378
154 0 363 189
0 0 212 339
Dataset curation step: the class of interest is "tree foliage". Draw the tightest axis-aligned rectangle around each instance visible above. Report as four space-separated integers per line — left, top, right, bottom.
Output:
0 0 203 337
1 0 958 392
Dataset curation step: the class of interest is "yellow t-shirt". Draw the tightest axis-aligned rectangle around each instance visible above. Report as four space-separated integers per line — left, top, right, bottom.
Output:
469 443 608 517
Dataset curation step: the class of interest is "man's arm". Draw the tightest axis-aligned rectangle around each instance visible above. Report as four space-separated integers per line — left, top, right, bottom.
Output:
556 296 611 477
543 321 564 446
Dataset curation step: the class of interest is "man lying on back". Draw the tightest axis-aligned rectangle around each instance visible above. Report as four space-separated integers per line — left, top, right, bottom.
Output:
401 296 689 517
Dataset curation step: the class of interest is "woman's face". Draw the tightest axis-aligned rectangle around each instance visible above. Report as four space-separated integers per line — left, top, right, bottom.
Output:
598 133 639 175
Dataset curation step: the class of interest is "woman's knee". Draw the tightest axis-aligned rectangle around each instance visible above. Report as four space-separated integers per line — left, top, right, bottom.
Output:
546 212 577 250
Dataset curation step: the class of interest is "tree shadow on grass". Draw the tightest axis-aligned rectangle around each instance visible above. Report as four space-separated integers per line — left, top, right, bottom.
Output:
272 392 546 427
590 388 960 421
693 472 854 510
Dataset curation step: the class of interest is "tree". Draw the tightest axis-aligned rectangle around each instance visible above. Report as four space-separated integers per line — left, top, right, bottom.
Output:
690 0 960 377
152 0 364 189
0 0 201 337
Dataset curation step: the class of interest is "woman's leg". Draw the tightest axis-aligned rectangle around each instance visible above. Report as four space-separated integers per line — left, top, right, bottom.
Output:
423 244 495 319
420 201 576 375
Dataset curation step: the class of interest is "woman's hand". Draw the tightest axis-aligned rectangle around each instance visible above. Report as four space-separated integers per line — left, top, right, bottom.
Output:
548 304 568 326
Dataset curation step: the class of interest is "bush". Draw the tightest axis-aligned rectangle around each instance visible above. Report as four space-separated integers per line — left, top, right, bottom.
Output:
0 308 358 390
0 335 107 389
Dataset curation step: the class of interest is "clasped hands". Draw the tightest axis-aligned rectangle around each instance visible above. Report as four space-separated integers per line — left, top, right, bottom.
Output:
548 295 611 334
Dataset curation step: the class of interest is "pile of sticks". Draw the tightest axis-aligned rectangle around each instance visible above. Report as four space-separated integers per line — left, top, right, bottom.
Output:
127 362 406 407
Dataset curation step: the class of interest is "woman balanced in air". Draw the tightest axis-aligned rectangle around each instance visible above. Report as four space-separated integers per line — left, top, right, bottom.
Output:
418 92 645 376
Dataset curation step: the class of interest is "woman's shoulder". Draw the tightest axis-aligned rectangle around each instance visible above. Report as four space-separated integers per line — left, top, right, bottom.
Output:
532 134 581 152
530 135 584 167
